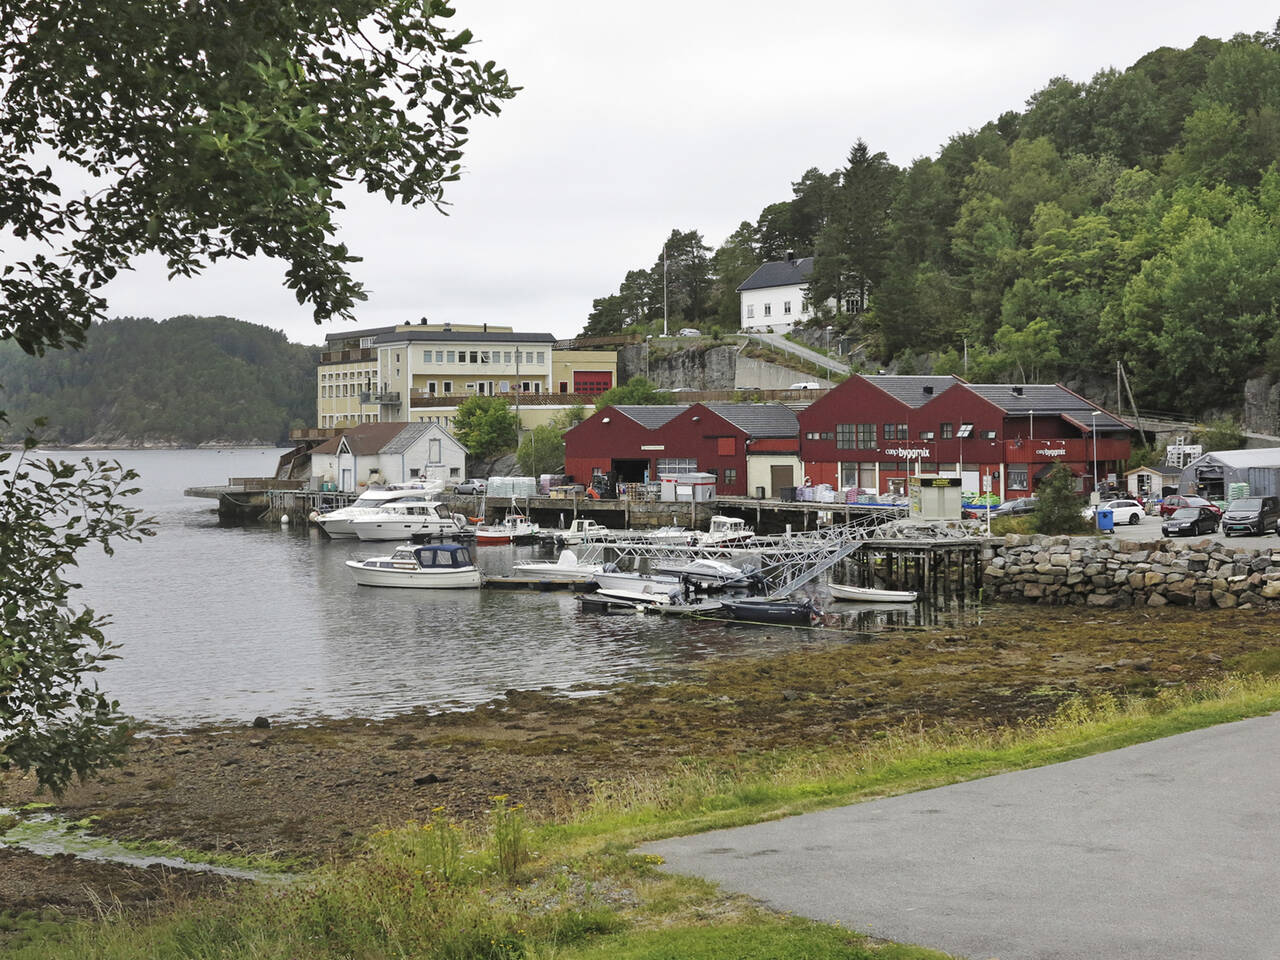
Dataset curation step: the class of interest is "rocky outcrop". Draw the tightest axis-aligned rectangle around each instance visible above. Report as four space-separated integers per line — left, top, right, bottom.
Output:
616 343 740 390
1244 374 1280 437
983 533 1280 609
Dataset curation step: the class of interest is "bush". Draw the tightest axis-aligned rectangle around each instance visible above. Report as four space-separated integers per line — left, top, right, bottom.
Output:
1034 464 1093 535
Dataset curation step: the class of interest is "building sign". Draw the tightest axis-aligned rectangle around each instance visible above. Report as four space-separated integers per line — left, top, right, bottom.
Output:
884 446 931 459
639 445 665 451
1035 445 1068 457
923 477 961 487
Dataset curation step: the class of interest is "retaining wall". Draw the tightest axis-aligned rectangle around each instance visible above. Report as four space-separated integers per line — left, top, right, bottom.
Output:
983 533 1280 609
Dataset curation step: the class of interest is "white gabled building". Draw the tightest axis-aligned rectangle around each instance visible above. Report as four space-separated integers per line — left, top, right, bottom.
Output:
309 421 467 492
736 254 814 334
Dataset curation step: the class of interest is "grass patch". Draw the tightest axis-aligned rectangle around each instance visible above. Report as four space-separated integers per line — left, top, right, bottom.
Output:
10 675 1280 959
1229 648 1280 675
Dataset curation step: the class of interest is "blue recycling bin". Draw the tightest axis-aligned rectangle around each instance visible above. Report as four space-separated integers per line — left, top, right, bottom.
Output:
1096 507 1114 532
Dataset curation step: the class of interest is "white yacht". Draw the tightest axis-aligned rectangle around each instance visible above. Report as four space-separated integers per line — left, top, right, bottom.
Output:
348 501 467 541
695 515 754 546
313 481 445 539
346 543 481 589
512 549 605 582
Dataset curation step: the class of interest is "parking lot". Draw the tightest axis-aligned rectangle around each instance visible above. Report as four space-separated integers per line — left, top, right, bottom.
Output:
1104 510 1278 551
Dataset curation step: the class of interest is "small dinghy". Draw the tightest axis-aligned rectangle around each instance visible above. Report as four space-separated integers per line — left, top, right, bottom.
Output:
828 583 918 603
719 597 817 625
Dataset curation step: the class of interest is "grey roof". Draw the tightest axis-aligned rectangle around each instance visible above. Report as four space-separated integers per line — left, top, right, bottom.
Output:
613 405 688 428
964 384 1131 431
380 422 434 455
1184 447 1280 470
736 256 814 292
704 403 799 438
326 325 398 344
374 330 557 345
862 375 965 408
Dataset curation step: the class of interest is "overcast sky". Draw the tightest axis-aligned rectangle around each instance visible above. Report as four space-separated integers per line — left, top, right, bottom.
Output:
98 1 1278 345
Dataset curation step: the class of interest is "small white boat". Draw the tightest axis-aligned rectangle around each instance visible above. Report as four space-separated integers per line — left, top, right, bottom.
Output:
653 558 759 587
592 570 682 594
829 583 918 603
595 584 678 606
348 502 467 541
475 513 540 545
512 549 605 582
695 515 755 546
346 543 482 588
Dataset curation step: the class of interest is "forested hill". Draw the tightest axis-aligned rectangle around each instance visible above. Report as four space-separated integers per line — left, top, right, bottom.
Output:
0 316 320 445
584 24 1280 414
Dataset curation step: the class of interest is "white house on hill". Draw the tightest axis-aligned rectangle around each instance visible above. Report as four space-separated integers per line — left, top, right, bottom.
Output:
736 254 814 334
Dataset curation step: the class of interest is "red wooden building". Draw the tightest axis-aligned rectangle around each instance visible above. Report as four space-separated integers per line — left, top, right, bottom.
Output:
798 375 1132 499
564 403 800 497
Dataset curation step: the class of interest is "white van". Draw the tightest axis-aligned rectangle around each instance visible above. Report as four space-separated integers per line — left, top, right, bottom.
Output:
789 381 822 390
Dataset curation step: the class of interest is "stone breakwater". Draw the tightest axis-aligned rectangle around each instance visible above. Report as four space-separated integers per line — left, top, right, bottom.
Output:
983 534 1280 609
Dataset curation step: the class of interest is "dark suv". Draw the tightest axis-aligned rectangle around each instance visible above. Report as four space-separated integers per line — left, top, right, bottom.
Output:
1222 496 1280 536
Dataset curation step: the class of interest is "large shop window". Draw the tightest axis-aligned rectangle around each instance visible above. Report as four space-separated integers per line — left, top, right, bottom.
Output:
1008 467 1029 490
856 423 876 449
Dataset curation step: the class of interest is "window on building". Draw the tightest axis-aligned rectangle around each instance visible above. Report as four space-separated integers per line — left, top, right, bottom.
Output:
723 468 737 485
956 423 974 438
883 423 896 441
427 381 436 394
836 424 854 448
469 351 479 363
941 422 954 439
423 350 431 363
504 351 512 364
447 350 456 363
560 381 569 393
982 429 997 439
359 336 374 348
856 423 876 448
525 351 533 364
442 380 453 393
919 430 935 440
395 352 400 362
436 351 444 363
763 303 772 317
536 351 545 364
656 457 697 474
1008 467 1028 490
746 304 754 319
457 351 466 363
428 439 442 463
480 351 490 363
784 300 791 315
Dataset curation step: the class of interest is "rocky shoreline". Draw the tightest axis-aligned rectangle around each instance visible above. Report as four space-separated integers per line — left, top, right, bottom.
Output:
3 602 1278 922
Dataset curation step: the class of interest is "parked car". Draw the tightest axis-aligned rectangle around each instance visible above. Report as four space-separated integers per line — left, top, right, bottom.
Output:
789 381 822 390
1222 496 1280 536
453 478 486 495
1161 506 1220 537
678 327 701 337
1158 495 1222 519
991 497 1039 517
1082 499 1145 526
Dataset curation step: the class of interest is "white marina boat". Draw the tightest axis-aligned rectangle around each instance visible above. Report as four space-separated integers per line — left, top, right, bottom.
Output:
511 549 605 582
313 481 446 539
591 569 682 594
475 513 540 544
348 502 468 542
828 583 918 603
652 557 759 587
695 515 755 547
346 543 482 589
595 583 678 606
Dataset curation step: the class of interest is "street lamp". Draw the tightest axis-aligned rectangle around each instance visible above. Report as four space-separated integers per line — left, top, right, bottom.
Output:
824 325 833 354
1090 410 1100 495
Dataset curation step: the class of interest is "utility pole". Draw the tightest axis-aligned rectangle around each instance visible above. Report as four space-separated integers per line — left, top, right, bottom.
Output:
963 337 968 378
662 243 668 338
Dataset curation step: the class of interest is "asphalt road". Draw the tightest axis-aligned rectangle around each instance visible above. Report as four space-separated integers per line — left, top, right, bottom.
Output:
1106 510 1279 551
643 714 1280 960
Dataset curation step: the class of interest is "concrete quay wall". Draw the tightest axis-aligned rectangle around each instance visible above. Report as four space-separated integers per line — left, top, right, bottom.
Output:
983 534 1280 609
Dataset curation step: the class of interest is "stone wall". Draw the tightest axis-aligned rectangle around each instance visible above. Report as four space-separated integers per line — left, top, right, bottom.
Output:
983 533 1280 609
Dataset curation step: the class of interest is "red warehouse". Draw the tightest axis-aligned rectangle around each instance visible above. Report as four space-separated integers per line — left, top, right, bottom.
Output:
564 403 800 498
798 376 1132 500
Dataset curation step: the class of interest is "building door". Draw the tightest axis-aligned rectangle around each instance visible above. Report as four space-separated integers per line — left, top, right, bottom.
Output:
341 467 353 491
770 464 793 497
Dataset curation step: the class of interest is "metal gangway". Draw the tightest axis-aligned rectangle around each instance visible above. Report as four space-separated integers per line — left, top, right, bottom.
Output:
577 511 986 596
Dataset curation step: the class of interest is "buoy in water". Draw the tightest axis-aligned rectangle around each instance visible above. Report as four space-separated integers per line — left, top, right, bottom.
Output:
280 514 290 525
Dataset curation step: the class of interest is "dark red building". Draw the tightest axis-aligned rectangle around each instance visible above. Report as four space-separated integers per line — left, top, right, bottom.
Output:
564 403 800 498
798 376 1132 499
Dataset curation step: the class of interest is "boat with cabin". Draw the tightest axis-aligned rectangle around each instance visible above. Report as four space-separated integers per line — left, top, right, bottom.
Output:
551 518 612 546
695 515 754 547
348 501 468 542
475 512 540 545
312 481 446 538
345 543 482 588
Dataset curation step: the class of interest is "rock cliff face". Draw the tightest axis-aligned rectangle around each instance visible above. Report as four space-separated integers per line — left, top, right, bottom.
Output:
1244 374 1280 437
616 343 739 390
984 533 1280 609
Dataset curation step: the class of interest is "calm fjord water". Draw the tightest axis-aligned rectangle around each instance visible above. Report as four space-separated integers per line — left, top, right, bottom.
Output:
58 448 943 729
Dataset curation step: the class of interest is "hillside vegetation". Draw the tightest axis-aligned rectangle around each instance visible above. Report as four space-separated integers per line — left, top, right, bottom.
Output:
584 24 1280 414
0 316 319 445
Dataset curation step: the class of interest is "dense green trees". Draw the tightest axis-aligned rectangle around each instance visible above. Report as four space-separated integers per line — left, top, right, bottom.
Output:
453 395 518 462
582 24 1280 415
0 316 319 444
